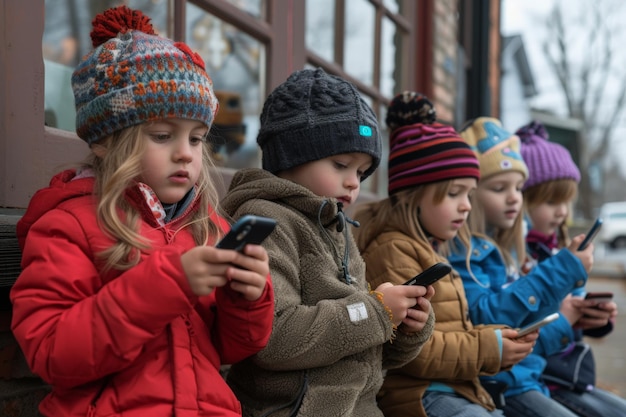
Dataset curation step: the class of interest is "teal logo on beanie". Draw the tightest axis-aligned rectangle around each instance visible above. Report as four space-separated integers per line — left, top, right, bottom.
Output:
359 125 373 137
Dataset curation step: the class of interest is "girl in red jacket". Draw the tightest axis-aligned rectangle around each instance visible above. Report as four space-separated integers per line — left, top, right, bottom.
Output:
10 6 274 417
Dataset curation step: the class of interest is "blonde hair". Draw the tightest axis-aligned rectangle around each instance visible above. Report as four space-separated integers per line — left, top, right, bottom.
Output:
524 179 578 248
354 180 473 257
467 188 526 268
88 125 223 271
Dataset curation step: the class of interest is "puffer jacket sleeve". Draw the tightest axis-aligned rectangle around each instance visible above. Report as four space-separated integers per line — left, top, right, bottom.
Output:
230 205 395 371
448 236 587 328
11 208 201 388
207 277 274 364
363 237 501 380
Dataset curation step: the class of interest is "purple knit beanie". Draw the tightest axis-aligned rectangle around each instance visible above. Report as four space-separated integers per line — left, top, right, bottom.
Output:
516 121 581 190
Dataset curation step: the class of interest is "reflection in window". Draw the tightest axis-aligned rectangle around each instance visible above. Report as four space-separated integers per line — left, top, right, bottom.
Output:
224 0 265 19
305 0 335 62
382 0 399 14
380 16 399 98
186 2 265 168
344 0 374 85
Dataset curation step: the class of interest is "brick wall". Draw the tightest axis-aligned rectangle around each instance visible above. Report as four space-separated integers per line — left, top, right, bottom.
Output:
431 0 460 124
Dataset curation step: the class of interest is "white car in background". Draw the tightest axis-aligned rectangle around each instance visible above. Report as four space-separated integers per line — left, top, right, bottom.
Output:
598 202 626 249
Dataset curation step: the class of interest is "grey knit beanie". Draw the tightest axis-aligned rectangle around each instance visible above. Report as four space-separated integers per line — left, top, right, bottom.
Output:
257 68 382 180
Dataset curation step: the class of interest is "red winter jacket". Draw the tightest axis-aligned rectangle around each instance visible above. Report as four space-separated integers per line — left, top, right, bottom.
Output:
11 170 274 417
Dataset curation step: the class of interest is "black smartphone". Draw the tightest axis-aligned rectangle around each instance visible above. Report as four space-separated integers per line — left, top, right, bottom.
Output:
516 312 560 337
403 262 452 286
578 217 603 250
584 291 614 316
216 215 276 252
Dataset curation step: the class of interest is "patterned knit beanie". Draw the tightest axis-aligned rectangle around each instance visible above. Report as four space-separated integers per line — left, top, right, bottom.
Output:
386 91 480 195
71 6 218 145
517 120 580 189
257 68 382 180
460 117 528 181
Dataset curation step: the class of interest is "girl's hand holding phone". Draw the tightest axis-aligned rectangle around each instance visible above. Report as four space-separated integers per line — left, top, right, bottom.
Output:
374 282 429 328
500 328 537 369
181 244 270 301
566 234 594 273
401 285 435 333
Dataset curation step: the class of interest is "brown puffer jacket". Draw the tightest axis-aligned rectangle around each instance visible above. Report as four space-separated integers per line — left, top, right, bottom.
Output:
356 207 502 417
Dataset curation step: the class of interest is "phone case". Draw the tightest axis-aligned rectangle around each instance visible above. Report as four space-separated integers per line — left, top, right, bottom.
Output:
403 262 452 286
516 312 560 337
578 218 603 250
216 215 276 252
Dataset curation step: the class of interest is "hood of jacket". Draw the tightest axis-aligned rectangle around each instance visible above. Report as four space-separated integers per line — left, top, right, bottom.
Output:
222 168 343 229
17 169 95 250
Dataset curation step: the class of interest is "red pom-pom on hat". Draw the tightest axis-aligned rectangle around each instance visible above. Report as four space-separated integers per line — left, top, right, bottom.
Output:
90 5 156 47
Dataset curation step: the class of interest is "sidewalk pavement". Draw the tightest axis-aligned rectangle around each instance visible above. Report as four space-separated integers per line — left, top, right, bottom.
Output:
584 271 626 397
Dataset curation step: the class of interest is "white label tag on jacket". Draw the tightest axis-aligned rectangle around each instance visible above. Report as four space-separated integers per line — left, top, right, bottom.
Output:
347 302 368 322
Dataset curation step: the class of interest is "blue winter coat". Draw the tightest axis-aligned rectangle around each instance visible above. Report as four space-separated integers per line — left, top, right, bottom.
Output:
448 236 587 396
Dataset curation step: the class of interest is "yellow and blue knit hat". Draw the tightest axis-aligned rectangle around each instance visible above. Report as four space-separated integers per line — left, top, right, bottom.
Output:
71 6 218 145
460 117 528 181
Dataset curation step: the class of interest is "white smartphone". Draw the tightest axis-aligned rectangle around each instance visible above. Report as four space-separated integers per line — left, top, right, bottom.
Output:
516 312 560 337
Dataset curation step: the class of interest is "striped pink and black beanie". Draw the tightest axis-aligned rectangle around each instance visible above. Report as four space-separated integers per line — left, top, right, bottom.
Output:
71 6 219 145
386 92 480 195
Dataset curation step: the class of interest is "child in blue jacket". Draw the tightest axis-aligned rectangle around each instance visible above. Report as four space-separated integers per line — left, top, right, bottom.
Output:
449 117 594 417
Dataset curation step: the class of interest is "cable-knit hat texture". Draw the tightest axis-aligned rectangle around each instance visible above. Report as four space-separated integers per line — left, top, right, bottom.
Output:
517 120 580 189
460 117 528 181
71 6 218 145
257 68 382 180
386 91 480 195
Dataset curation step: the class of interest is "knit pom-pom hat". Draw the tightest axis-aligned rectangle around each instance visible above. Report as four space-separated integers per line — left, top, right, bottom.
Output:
460 117 529 181
257 68 382 180
386 91 480 195
71 6 218 145
385 91 436 133
516 120 580 189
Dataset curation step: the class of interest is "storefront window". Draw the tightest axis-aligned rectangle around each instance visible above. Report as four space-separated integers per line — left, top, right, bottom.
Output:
344 0 374 85
380 16 399 98
186 2 265 168
305 0 335 62
223 0 265 19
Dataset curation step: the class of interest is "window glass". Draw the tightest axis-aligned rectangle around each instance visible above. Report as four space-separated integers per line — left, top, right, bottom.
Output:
344 0 374 85
186 2 265 168
382 0 400 14
223 0 265 19
380 16 400 97
305 0 335 62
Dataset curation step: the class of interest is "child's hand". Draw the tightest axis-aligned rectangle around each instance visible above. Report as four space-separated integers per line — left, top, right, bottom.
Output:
181 244 269 301
225 244 270 301
374 283 429 327
573 297 617 329
401 285 435 333
500 328 536 369
559 294 585 326
567 235 594 273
